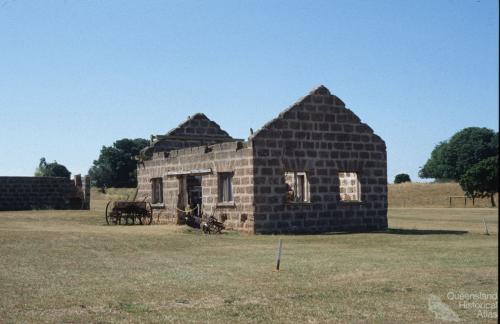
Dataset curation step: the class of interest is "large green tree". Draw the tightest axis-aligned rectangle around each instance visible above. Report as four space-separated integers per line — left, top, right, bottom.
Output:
419 127 498 181
35 158 71 178
89 138 149 188
459 156 498 207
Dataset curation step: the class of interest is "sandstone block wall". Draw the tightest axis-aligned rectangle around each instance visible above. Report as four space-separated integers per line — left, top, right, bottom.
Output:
136 85 388 234
250 86 387 233
136 141 255 232
0 176 89 211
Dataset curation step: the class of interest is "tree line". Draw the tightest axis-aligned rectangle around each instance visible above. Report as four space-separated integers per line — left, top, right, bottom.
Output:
35 138 149 188
36 127 498 205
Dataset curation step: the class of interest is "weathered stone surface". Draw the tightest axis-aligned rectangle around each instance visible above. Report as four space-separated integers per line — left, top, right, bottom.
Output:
250 86 387 233
136 141 255 232
0 176 89 211
136 85 387 234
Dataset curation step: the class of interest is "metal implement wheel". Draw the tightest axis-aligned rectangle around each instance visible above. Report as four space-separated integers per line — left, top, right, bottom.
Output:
133 212 141 225
105 200 116 225
139 213 153 225
140 203 153 225
124 213 134 225
209 224 222 234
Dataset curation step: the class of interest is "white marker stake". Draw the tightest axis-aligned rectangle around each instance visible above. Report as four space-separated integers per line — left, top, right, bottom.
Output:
483 217 490 235
275 239 283 271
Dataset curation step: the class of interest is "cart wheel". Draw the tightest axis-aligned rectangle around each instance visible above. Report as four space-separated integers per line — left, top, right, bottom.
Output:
140 203 152 225
140 213 153 225
105 200 114 225
130 213 137 225
137 213 146 225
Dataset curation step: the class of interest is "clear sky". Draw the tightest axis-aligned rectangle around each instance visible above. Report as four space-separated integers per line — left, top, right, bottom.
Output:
0 0 498 182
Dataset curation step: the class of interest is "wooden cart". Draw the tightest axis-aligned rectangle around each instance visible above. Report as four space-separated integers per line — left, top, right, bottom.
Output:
105 201 153 225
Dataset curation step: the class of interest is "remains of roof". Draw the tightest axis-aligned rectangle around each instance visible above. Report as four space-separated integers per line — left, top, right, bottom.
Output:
152 113 233 143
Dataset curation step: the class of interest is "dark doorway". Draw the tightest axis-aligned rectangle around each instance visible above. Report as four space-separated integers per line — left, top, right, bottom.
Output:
186 175 202 214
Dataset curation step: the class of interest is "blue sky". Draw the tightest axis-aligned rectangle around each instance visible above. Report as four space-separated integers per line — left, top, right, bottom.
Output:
0 0 498 182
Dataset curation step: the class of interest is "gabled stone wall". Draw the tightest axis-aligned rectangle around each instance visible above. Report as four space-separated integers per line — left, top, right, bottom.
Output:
165 113 231 138
141 113 238 158
250 86 387 233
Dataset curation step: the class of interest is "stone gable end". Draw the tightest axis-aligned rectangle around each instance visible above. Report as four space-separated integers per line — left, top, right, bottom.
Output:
251 85 387 233
166 113 232 138
140 113 238 159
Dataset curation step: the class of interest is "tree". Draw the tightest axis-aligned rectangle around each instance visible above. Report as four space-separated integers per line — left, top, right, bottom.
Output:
394 173 411 184
88 138 149 188
419 127 498 181
459 156 498 207
34 157 71 178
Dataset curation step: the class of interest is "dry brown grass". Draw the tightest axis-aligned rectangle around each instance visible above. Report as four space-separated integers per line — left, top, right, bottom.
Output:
0 200 497 323
389 182 498 208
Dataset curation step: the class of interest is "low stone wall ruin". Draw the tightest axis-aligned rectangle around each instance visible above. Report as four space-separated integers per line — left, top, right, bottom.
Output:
0 176 90 211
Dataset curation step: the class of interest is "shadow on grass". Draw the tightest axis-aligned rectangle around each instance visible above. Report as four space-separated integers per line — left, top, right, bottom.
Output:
329 228 468 235
384 228 468 235
275 228 469 236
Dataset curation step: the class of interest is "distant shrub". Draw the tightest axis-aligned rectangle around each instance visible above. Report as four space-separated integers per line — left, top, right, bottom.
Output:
394 173 411 184
34 157 71 179
459 156 498 207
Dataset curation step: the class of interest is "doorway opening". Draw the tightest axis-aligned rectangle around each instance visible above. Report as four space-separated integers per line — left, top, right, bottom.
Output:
176 173 205 225
186 175 202 213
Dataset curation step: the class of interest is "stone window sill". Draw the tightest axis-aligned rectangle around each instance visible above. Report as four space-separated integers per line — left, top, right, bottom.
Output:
151 203 165 209
217 202 236 208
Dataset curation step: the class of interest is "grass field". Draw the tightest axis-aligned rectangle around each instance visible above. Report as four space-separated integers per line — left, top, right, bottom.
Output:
0 200 497 323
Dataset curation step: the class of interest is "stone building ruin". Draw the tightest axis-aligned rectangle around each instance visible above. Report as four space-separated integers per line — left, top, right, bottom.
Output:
136 86 387 233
